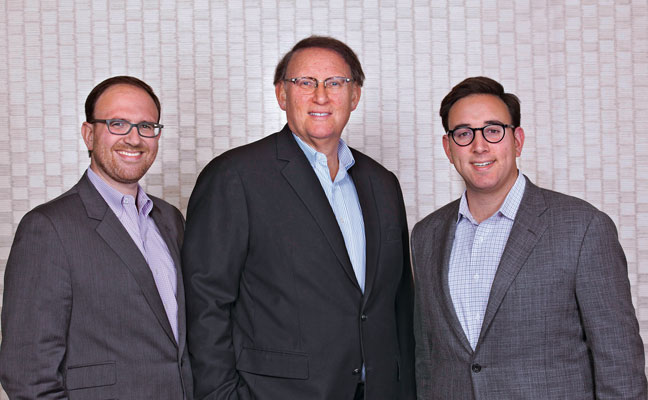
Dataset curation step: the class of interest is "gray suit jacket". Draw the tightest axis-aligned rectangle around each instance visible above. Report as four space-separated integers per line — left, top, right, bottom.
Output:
411 176 646 399
0 173 193 399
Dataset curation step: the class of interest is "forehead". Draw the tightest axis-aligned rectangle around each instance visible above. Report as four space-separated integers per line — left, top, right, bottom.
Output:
448 94 511 126
95 84 158 118
286 47 351 77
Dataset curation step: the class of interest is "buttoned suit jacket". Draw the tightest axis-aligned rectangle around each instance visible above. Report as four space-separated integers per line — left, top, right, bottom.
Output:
0 173 193 399
411 176 646 399
182 125 416 400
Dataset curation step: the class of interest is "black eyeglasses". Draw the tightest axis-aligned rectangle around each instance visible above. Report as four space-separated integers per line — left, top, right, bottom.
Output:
447 123 515 146
90 119 163 138
283 76 354 93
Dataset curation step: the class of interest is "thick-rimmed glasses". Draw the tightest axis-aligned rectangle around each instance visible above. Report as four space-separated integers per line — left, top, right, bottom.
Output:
447 123 515 146
90 119 163 138
283 76 354 93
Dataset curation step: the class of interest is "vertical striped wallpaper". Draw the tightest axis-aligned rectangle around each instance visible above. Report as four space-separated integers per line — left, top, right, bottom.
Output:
1 0 647 394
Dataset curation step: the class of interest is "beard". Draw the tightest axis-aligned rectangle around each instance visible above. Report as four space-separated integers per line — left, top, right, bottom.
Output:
91 143 156 185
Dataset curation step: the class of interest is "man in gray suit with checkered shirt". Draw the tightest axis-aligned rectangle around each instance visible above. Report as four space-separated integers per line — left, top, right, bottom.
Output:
411 76 646 399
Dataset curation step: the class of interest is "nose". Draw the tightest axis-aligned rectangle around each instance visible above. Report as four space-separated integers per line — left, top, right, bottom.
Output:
312 83 329 104
123 125 143 146
471 128 489 152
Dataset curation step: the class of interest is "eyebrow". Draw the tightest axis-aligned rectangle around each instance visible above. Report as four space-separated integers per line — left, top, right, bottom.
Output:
451 120 507 129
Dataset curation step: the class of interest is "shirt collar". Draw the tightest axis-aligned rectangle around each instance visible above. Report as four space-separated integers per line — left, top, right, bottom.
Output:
456 172 526 224
292 133 356 172
86 168 153 217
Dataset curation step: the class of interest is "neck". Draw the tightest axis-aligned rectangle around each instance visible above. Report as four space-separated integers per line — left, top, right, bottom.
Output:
465 176 518 223
465 192 505 223
298 134 340 181
89 165 139 198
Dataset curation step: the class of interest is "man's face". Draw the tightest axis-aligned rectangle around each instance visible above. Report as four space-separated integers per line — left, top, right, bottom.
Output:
275 47 361 148
443 93 524 200
81 84 160 193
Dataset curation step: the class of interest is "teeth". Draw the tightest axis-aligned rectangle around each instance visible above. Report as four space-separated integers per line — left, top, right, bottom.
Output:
310 112 329 116
473 161 493 167
118 151 140 157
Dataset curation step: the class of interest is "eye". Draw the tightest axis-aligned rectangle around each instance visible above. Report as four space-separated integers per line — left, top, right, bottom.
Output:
454 129 472 138
109 120 127 128
297 78 315 88
139 122 153 130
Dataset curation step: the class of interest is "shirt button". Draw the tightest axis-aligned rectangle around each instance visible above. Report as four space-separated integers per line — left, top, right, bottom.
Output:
352 368 361 375
471 363 482 373
361 314 367 321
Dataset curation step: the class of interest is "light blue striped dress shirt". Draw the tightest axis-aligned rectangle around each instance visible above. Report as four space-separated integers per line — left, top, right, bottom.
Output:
448 173 526 349
292 133 367 292
87 168 179 342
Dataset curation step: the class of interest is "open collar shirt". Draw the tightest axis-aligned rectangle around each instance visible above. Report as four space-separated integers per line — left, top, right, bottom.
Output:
292 133 367 293
87 168 179 342
448 172 526 349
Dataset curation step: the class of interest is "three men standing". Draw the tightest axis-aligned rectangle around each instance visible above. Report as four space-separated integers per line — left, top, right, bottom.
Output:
0 76 193 399
411 76 646 399
182 36 416 399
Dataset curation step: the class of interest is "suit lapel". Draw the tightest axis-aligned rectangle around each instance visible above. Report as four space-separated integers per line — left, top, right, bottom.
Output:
150 206 185 351
276 127 360 291
78 174 177 346
477 177 548 347
348 159 379 300
433 202 474 353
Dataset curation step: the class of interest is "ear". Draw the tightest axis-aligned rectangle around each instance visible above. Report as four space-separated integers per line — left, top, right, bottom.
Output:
442 134 454 164
81 121 94 152
350 85 361 111
513 126 525 157
275 82 287 111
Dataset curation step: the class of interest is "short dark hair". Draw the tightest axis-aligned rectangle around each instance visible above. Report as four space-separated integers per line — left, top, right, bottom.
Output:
439 76 520 131
85 75 161 123
273 36 365 87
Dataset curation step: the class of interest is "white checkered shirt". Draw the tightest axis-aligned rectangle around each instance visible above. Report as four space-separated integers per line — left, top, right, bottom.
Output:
448 173 526 349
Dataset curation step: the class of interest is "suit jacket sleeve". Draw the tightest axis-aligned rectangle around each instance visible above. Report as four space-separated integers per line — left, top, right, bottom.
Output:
393 176 417 399
0 210 72 399
182 155 251 400
575 211 647 398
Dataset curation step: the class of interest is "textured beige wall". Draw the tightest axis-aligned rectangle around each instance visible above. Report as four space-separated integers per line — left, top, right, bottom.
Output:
1 0 647 395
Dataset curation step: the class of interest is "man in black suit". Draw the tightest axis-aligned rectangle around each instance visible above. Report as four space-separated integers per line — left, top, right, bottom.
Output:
182 36 416 400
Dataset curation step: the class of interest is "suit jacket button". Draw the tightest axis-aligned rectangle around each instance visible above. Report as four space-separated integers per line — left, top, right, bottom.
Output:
361 314 367 321
352 368 361 375
471 363 482 373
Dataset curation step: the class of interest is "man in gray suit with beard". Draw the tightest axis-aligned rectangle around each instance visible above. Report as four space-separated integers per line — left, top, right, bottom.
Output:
0 76 192 399
411 76 646 399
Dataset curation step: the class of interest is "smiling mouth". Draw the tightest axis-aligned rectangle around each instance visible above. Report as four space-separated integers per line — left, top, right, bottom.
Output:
117 150 142 157
473 161 493 167
309 112 330 116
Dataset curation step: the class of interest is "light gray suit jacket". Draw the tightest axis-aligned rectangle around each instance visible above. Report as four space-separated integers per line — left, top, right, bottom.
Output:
0 173 193 399
411 176 646 399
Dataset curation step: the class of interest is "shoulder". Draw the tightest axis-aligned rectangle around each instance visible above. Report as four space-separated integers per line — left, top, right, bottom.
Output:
149 195 184 222
526 180 609 223
412 199 460 240
350 148 394 178
204 131 279 170
20 184 85 225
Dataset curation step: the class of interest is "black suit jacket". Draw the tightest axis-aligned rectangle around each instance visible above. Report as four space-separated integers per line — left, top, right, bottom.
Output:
0 173 193 399
182 126 416 399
